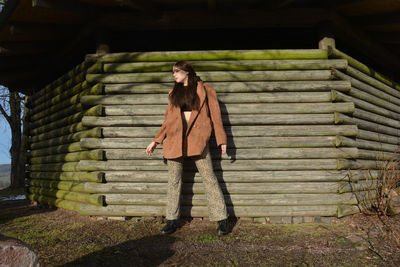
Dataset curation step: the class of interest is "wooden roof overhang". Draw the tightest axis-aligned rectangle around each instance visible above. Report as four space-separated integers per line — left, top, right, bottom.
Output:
0 0 399 94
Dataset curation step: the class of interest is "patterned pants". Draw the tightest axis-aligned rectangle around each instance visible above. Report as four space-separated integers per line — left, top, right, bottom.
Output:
166 146 228 221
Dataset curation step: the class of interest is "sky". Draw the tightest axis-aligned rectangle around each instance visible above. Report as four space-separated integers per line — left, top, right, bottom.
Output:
0 115 11 164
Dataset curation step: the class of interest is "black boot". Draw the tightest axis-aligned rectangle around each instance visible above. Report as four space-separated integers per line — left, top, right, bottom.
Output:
217 219 229 236
161 220 178 235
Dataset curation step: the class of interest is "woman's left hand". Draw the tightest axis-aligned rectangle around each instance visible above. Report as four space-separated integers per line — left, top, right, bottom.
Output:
220 144 227 155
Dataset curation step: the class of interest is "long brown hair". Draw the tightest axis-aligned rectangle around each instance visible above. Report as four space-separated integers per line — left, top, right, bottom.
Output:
170 60 201 110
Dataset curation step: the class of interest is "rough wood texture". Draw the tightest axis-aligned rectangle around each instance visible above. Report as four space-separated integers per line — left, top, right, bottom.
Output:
101 125 358 138
27 194 82 212
28 141 86 157
357 129 400 145
348 87 400 115
85 49 328 63
29 171 104 183
353 108 400 129
86 70 333 83
102 59 347 73
29 149 104 164
81 92 333 105
29 122 89 144
356 139 399 153
105 80 351 94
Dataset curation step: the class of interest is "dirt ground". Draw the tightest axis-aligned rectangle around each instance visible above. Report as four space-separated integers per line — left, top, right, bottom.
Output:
0 201 399 267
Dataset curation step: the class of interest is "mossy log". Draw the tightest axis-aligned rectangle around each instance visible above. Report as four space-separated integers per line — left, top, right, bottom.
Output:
356 139 399 153
28 162 80 172
77 159 341 171
102 170 355 183
32 61 90 99
27 179 92 193
29 141 85 157
30 103 84 127
81 92 332 106
85 49 328 63
329 47 400 91
29 122 89 145
29 171 104 183
103 147 358 160
348 87 400 115
357 149 397 160
337 159 385 170
29 149 104 164
87 62 103 74
345 66 400 99
103 103 354 116
334 112 400 137
30 83 104 117
30 105 103 134
333 69 400 106
27 193 82 212
105 80 351 94
357 129 400 145
101 125 358 138
103 59 347 73
353 109 400 129
29 127 102 149
82 114 335 127
31 78 89 108
86 70 334 83
81 136 353 149
28 186 104 206
104 192 357 206
78 204 337 217
331 90 400 121
337 205 360 217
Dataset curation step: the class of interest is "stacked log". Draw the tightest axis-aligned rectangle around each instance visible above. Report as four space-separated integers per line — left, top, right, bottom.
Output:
25 61 106 211
76 49 362 219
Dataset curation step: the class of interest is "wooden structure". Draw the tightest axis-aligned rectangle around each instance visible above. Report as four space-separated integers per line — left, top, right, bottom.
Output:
24 41 400 220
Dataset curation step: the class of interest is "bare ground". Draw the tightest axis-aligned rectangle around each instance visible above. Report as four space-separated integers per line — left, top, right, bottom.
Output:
0 201 399 267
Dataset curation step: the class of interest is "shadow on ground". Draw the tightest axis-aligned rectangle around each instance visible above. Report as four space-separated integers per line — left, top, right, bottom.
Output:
62 235 176 267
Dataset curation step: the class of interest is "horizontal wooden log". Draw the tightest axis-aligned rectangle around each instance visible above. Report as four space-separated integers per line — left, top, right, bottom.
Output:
105 80 351 94
77 159 341 171
86 70 334 83
29 105 103 135
357 129 400 145
356 139 399 153
29 149 104 164
346 66 400 99
30 103 84 127
31 79 89 108
29 171 104 183
28 162 80 172
103 102 354 116
338 180 377 193
333 69 400 106
30 83 104 118
28 186 104 206
27 194 82 212
329 47 400 91
27 179 91 193
337 159 386 170
104 193 357 206
337 205 360 217
102 170 358 183
357 149 397 160
331 90 400 121
353 108 400 129
348 87 400 115
334 113 400 137
103 59 348 73
81 92 333 105
87 62 103 74
28 141 86 157
103 148 358 160
30 123 89 147
82 114 335 127
80 136 354 149
78 204 338 217
30 127 102 148
101 125 358 138
86 49 328 63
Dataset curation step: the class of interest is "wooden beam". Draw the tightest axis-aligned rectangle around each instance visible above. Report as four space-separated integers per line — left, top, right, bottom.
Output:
32 0 104 15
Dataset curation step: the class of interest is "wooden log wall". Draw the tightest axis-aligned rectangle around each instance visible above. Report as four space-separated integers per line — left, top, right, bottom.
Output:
25 48 400 220
25 61 106 212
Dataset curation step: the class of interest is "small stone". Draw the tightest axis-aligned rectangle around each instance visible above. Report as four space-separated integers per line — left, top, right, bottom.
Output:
239 217 253 222
321 217 332 223
293 217 303 224
253 217 267 224
269 217 283 224
314 217 322 223
282 217 292 224
303 217 313 223
107 216 127 221
0 236 39 267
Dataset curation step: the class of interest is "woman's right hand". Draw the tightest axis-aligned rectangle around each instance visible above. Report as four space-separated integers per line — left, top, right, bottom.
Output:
146 141 158 156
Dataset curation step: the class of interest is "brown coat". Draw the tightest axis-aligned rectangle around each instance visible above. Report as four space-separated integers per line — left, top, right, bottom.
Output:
153 81 227 159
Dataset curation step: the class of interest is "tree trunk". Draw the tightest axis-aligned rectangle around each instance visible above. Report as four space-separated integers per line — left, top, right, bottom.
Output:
9 91 24 188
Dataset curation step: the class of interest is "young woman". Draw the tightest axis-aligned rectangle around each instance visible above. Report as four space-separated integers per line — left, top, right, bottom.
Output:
145 61 229 235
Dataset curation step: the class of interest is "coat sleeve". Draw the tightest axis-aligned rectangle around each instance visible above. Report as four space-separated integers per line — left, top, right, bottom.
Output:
152 98 171 144
205 84 227 146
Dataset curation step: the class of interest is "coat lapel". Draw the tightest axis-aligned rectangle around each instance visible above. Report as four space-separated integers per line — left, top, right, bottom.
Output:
185 82 206 135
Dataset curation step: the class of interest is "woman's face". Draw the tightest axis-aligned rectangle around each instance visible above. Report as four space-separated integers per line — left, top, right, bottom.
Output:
172 67 189 85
